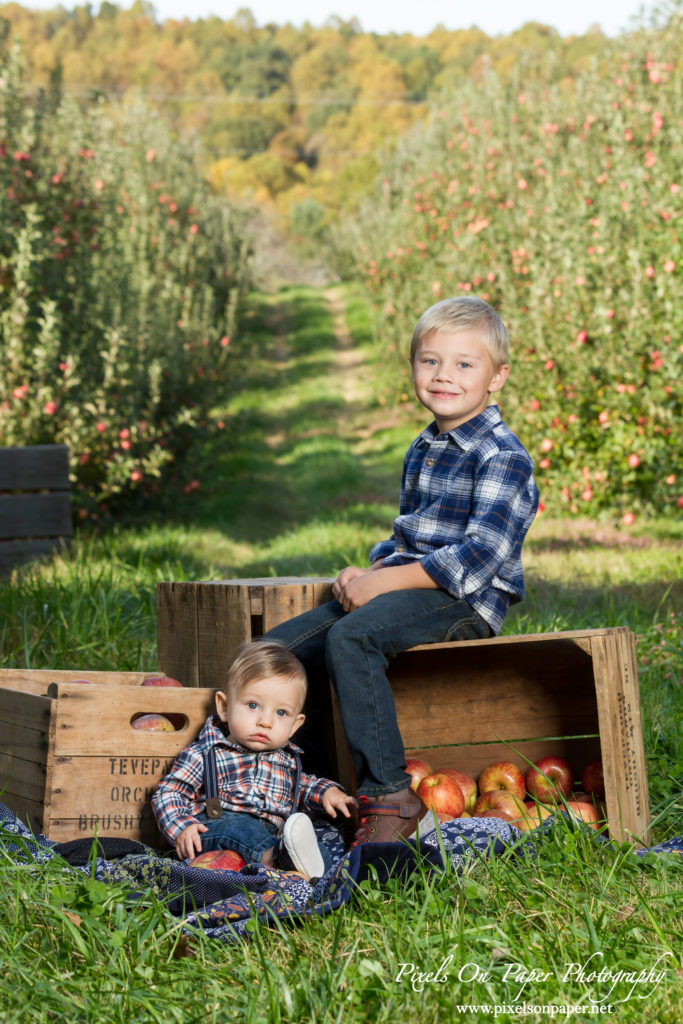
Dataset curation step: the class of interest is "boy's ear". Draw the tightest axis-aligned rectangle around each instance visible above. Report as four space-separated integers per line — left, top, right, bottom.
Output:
488 363 509 394
215 689 229 722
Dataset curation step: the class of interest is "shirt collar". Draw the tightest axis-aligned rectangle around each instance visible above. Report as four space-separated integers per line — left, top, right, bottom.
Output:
418 404 502 451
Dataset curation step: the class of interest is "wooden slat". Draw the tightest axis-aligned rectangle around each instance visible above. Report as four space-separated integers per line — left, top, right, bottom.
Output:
0 538 70 575
156 582 199 687
592 631 651 845
0 493 72 540
0 687 52 732
262 580 322 632
387 639 598 748
0 669 151 695
0 751 48 803
48 683 215 756
0 445 70 491
196 584 251 689
0 797 45 836
44 815 163 847
406 626 630 653
405 737 602 781
47 754 178 820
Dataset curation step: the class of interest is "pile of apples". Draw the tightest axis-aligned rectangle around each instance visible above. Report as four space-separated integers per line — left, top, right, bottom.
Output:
406 754 607 832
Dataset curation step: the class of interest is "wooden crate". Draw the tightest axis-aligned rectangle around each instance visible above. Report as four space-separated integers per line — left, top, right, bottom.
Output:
332 627 651 845
0 445 72 576
0 669 216 847
156 577 334 688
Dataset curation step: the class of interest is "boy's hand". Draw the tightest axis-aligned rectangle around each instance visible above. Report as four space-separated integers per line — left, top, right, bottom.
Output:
322 786 359 818
332 566 370 603
175 822 208 860
334 569 388 611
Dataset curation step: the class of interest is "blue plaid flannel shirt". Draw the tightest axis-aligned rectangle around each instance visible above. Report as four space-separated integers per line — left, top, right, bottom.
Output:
152 716 336 844
369 405 539 634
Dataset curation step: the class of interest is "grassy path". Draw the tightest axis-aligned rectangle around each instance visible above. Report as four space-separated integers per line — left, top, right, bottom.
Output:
0 284 682 1023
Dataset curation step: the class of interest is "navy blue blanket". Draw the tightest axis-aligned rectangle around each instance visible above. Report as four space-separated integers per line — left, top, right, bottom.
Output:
1 802 680 944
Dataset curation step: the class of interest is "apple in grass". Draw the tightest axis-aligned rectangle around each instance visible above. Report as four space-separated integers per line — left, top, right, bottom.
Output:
131 713 175 731
581 758 605 800
189 849 246 871
525 756 574 803
478 761 526 800
405 757 432 791
416 771 465 819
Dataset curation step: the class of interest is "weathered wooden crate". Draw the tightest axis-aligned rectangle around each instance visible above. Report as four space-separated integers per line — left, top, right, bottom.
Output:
332 626 651 845
0 445 72 576
0 669 216 847
156 577 334 688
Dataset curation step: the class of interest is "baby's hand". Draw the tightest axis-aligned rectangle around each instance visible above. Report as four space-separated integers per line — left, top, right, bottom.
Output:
322 785 359 818
175 822 208 860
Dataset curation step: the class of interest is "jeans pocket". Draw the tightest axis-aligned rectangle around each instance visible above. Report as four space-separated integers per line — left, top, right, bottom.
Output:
444 610 491 642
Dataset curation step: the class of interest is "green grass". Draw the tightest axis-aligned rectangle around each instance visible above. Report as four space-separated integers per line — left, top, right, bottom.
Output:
0 284 681 1022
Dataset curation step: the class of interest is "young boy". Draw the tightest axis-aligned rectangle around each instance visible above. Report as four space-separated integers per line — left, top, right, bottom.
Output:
152 639 357 880
266 296 539 845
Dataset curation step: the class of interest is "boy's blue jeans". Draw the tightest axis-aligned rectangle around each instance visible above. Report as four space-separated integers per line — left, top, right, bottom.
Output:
265 589 491 800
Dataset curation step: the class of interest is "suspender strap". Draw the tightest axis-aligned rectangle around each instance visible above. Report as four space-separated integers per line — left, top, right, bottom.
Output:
290 749 303 815
202 747 223 819
202 745 304 820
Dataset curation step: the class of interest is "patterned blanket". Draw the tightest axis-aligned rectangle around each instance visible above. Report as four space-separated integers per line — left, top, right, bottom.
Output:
1 801 680 944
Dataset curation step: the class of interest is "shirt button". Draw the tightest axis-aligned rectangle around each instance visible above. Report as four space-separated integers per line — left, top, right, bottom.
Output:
396 545 405 553
426 458 434 467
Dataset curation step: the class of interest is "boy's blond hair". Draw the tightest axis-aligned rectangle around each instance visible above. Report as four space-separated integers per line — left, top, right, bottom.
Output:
225 639 307 708
410 296 510 367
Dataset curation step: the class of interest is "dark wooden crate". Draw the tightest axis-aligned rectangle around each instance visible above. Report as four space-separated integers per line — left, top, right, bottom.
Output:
156 577 334 688
0 445 72 575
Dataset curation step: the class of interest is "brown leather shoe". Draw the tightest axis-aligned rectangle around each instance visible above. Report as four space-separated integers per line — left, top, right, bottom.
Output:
352 787 429 845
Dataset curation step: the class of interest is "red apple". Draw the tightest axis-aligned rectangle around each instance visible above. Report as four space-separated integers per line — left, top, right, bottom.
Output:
141 675 183 687
478 761 526 800
526 756 574 803
190 849 246 871
131 713 175 731
416 771 465 819
474 789 525 821
514 803 555 831
478 808 517 822
581 758 605 800
439 768 478 812
405 757 432 791
565 801 600 831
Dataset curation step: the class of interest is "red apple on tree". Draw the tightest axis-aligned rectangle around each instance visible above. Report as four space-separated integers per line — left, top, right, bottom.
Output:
526 756 574 803
405 757 432 791
416 771 465 819
478 761 526 800
141 675 183 687
439 768 478 812
581 758 605 800
131 713 175 731
190 849 246 871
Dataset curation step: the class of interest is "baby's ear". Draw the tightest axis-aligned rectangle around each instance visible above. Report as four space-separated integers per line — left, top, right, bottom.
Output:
215 689 229 722
290 712 306 736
